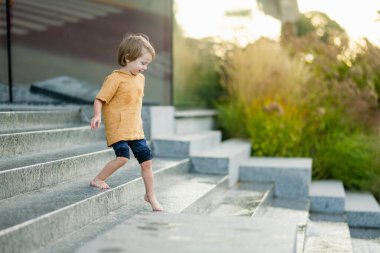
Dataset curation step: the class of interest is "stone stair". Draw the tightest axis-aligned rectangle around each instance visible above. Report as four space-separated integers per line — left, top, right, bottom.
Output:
0 105 379 253
305 180 380 253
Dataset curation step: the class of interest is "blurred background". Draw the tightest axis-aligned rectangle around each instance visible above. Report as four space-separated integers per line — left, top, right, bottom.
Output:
0 0 173 104
1 0 380 199
172 0 380 200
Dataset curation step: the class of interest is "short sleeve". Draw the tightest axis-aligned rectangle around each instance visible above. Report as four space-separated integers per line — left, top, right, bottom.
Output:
96 74 120 104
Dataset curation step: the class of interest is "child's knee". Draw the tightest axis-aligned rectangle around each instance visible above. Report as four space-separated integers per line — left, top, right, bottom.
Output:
140 160 152 170
116 156 129 165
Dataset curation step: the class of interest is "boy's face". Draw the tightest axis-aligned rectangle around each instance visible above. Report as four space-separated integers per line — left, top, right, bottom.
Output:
125 48 153 75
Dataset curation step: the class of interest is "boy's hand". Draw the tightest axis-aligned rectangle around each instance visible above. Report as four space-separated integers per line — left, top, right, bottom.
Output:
91 115 101 129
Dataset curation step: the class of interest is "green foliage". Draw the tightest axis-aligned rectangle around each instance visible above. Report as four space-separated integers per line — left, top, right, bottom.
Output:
245 102 305 157
216 98 247 139
173 32 223 108
314 131 379 191
216 13 380 199
174 10 380 199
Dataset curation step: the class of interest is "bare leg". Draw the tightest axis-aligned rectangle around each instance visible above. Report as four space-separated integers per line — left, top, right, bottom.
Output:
141 160 163 211
90 157 129 190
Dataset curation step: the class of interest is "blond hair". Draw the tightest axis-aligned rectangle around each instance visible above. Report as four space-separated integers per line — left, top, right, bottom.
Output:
117 33 155 66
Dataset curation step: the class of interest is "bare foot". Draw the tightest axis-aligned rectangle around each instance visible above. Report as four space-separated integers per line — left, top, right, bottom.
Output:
90 178 110 190
144 195 164 211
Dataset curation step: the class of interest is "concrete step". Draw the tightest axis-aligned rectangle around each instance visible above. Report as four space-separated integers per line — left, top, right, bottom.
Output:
0 126 105 157
155 173 228 214
205 182 273 217
0 109 83 133
345 192 380 228
152 130 222 158
303 220 353 253
191 139 251 187
0 158 190 253
34 169 228 253
350 227 380 253
253 197 310 253
142 106 175 140
239 157 312 199
0 142 112 200
0 104 82 112
175 109 217 134
75 212 298 253
309 180 346 214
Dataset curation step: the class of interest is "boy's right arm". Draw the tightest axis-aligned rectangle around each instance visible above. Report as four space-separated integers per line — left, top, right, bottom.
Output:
90 98 103 129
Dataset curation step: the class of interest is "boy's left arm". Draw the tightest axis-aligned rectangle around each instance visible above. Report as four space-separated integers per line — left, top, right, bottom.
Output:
90 98 103 129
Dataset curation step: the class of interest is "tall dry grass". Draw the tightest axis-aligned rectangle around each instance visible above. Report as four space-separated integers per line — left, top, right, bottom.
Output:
222 38 311 105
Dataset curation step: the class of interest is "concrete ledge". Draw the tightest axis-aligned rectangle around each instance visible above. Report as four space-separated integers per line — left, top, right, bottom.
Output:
239 157 312 199
175 109 217 134
0 126 105 157
0 147 113 200
207 182 273 217
0 110 83 133
346 192 380 228
304 220 353 253
142 106 175 140
253 197 310 253
191 139 251 187
181 176 229 214
175 109 217 118
152 131 221 158
309 180 346 214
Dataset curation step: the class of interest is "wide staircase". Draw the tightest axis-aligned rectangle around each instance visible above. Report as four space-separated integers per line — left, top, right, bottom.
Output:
0 105 379 253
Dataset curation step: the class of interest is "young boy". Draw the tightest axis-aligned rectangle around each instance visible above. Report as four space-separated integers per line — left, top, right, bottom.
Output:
90 33 163 211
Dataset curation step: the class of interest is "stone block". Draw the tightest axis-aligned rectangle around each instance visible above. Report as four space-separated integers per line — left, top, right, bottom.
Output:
175 109 217 134
191 139 251 187
346 192 380 228
309 180 346 213
153 131 221 158
239 157 312 199
142 106 175 140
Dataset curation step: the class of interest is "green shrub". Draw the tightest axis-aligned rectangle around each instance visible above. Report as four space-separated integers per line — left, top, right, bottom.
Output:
173 33 222 108
217 28 380 200
314 131 379 191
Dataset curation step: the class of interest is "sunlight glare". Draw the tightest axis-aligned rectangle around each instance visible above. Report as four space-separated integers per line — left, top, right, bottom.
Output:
175 0 380 46
175 0 281 45
298 0 380 45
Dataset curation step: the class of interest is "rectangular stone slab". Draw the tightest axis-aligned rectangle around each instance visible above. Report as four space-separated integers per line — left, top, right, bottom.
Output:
76 212 298 253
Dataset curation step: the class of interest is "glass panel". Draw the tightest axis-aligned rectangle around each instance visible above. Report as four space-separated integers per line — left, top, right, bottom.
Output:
1 0 172 104
0 0 10 102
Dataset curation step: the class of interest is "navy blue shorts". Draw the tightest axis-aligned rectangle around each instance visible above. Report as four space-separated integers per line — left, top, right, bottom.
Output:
112 139 152 164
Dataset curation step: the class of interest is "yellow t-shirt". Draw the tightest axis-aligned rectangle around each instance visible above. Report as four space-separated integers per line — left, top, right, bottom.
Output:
96 70 145 146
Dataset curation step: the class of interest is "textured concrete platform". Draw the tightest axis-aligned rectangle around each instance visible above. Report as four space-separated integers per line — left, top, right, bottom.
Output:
303 220 353 253
76 212 298 253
